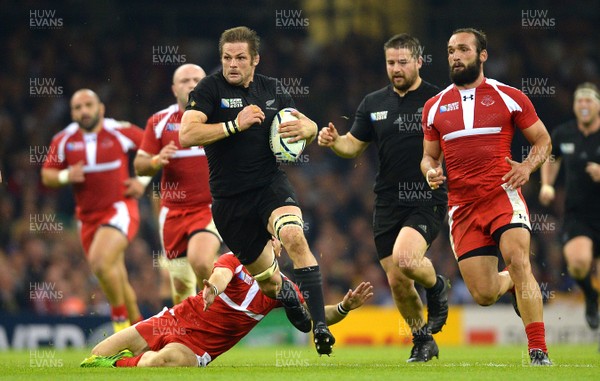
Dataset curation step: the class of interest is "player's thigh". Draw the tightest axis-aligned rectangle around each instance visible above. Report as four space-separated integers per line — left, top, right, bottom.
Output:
187 231 221 265
88 226 128 268
458 255 500 297
497 227 531 269
157 342 201 367
93 325 148 356
564 236 594 268
393 226 429 264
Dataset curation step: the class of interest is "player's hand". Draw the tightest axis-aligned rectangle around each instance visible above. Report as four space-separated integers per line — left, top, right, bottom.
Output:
123 178 145 198
425 167 445 190
340 282 373 311
586 162 600 182
202 279 218 311
318 123 339 147
279 109 317 143
154 141 178 168
502 157 533 190
271 236 282 258
236 104 265 131
538 184 555 206
68 161 86 183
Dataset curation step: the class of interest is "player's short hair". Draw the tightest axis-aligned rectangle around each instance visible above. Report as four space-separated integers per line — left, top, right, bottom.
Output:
383 33 422 59
219 26 260 60
574 82 600 101
452 28 487 54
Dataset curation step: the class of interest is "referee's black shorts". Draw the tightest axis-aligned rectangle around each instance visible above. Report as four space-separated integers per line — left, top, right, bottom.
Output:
212 170 300 265
373 203 447 260
561 212 600 258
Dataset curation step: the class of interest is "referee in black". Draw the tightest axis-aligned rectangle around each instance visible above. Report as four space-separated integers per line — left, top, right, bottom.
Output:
318 33 449 362
180 26 334 355
539 82 600 330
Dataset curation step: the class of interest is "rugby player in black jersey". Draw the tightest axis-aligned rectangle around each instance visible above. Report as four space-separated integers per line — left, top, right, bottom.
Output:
539 82 600 331
319 34 449 362
180 26 334 355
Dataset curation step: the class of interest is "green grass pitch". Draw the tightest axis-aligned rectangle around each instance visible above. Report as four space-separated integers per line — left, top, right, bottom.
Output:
2 344 598 381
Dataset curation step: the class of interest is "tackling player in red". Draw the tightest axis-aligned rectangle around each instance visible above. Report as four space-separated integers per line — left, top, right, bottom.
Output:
80 247 373 368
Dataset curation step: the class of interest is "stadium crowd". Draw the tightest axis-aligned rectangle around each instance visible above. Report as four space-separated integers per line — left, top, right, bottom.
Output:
0 2 598 319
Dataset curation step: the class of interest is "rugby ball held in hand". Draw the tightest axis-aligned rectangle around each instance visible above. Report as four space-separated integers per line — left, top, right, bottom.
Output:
269 108 306 162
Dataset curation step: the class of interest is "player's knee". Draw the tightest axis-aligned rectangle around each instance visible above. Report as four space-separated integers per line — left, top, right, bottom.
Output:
506 252 531 278
567 262 590 279
273 214 305 247
173 277 193 295
88 256 111 277
386 273 412 296
471 290 496 306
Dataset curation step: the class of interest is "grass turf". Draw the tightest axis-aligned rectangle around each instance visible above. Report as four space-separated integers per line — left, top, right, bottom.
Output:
1 344 598 381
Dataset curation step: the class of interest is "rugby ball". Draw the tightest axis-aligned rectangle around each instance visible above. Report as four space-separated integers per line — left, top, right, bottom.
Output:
269 108 306 162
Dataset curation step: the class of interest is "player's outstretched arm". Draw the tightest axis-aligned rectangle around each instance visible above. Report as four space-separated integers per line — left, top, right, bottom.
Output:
318 123 369 158
324 282 373 325
202 267 234 311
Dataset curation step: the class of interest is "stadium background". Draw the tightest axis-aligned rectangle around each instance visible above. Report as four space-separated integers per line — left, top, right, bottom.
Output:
0 0 599 348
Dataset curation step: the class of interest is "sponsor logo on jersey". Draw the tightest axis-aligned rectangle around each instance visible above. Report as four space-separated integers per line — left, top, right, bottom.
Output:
560 142 575 155
66 141 85 151
165 123 180 131
370 111 388 121
237 270 254 286
220 98 244 108
439 102 459 113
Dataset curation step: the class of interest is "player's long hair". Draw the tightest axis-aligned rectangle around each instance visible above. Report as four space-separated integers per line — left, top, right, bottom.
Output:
452 28 487 54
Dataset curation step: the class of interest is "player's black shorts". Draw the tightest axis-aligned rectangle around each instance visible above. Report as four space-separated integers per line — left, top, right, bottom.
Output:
212 170 300 265
373 203 447 260
561 212 600 258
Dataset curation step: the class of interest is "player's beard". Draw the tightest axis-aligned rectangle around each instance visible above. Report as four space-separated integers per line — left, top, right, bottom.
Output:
391 71 417 93
77 112 100 131
450 56 481 86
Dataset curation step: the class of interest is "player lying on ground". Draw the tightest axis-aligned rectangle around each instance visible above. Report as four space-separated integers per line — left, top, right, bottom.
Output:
81 251 373 367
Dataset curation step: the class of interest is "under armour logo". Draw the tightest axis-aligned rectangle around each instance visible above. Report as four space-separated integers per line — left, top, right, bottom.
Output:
462 94 474 101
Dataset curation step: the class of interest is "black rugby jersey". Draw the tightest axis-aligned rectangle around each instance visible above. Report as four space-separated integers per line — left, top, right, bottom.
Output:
187 73 294 198
551 120 600 216
350 81 447 206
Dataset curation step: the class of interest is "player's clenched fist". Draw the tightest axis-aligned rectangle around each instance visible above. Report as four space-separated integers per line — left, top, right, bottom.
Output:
236 104 265 130
318 122 339 147
425 167 446 190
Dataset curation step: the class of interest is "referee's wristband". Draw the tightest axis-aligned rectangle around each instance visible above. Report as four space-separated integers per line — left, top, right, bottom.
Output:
337 302 349 316
222 119 240 137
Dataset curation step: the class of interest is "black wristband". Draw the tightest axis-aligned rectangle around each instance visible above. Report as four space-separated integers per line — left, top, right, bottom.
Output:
337 302 349 315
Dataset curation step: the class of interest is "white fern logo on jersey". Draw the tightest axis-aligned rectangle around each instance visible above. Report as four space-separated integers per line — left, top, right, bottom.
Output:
370 111 388 121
